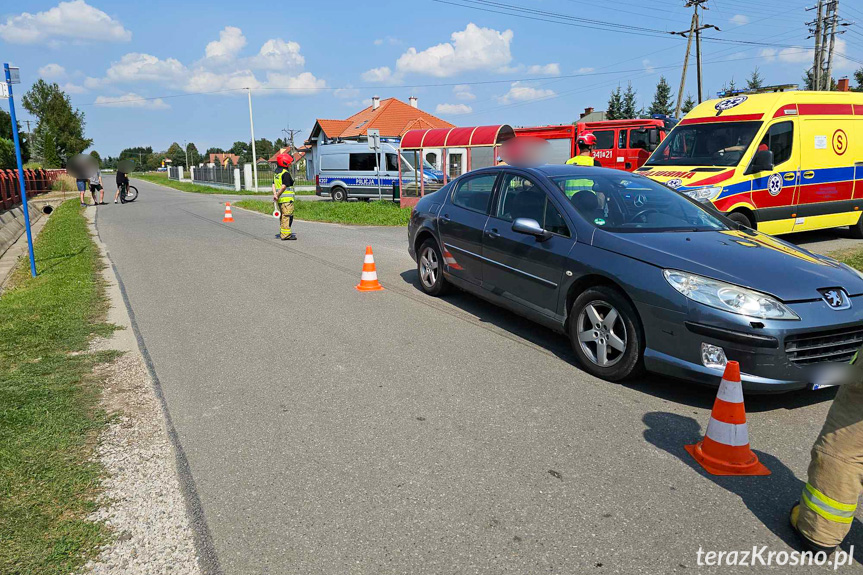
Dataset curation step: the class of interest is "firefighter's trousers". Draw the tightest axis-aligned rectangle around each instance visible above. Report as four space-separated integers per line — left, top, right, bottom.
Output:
279 199 294 239
798 362 863 548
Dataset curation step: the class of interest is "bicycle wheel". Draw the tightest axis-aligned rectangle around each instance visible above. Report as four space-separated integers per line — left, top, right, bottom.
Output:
124 185 138 202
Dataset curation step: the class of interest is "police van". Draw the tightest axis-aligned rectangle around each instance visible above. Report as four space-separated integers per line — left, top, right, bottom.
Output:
316 142 444 201
638 88 863 236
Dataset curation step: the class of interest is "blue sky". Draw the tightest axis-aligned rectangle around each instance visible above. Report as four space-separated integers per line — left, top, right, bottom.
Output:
1 0 860 156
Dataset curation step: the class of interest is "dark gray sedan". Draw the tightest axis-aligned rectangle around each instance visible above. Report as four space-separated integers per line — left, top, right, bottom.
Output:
407 165 863 391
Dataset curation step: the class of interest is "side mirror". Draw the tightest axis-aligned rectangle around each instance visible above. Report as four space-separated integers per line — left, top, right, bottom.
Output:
648 128 660 148
512 217 552 241
746 149 774 174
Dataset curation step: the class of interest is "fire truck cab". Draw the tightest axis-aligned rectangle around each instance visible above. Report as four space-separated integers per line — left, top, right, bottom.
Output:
515 116 677 171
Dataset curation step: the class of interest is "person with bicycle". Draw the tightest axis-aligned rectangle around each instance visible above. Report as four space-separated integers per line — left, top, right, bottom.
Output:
114 168 130 204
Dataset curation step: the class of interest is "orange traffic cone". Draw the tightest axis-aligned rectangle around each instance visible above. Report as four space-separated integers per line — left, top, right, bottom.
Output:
685 361 770 476
355 246 384 292
222 202 234 223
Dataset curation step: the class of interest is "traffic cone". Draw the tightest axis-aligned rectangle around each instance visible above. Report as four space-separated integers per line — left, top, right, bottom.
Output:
222 202 234 223
355 246 384 292
685 361 770 476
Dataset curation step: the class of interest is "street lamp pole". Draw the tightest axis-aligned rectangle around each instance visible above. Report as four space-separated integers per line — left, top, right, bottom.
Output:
247 88 258 192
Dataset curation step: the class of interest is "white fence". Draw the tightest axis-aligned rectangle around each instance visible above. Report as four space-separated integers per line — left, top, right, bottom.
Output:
190 165 241 191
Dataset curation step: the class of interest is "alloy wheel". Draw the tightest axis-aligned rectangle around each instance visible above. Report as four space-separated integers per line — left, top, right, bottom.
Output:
576 300 628 368
419 246 439 289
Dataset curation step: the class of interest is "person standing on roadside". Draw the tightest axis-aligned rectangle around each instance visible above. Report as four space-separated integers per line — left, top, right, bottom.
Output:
89 167 106 205
77 177 90 207
790 345 863 554
114 168 130 204
273 153 296 240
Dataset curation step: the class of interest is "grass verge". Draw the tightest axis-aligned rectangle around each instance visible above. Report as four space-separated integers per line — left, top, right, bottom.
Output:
235 198 412 226
831 247 863 272
0 200 116 574
134 172 315 195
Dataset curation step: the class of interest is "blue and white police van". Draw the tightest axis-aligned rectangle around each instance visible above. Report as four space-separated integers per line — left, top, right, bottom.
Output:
316 142 444 201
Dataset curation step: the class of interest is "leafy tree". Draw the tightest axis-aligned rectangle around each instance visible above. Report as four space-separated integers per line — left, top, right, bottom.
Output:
39 130 61 168
89 150 101 166
21 80 91 166
254 138 274 161
746 67 764 90
681 93 696 115
853 67 863 91
166 142 186 167
606 86 623 120
186 142 201 166
229 141 250 162
621 82 638 119
118 146 153 165
803 68 836 91
0 138 15 169
648 76 673 116
0 109 29 162
205 147 225 156
274 137 287 149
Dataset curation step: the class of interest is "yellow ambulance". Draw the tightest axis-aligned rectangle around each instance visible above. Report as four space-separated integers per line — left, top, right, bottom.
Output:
637 89 863 236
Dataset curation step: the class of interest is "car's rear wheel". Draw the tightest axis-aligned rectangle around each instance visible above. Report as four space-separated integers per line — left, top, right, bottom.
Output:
727 211 753 229
569 286 644 382
330 186 347 202
417 238 451 296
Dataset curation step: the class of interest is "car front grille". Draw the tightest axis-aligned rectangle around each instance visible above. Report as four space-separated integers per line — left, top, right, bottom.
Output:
785 325 863 366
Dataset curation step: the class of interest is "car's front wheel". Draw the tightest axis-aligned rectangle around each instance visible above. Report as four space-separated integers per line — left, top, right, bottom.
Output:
569 286 644 382
417 238 451 296
330 186 347 202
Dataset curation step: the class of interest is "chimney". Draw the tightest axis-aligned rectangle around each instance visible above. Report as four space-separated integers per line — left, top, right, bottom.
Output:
409 96 418 108
837 77 850 92
583 107 594 118
372 96 380 110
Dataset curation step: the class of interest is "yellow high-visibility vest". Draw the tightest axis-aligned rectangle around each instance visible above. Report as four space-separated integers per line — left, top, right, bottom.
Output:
564 155 595 197
274 169 295 203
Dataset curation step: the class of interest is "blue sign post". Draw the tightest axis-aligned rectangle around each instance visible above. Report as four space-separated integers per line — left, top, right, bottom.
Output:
4 63 36 278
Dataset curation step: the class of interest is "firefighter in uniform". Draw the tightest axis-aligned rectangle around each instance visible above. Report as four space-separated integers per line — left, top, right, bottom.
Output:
564 133 602 198
790 345 863 553
273 153 296 240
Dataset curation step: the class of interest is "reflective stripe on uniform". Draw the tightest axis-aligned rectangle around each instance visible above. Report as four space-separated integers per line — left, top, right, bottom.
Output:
801 483 857 524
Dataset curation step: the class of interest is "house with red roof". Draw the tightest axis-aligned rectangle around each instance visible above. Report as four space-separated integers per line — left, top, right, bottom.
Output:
305 96 454 180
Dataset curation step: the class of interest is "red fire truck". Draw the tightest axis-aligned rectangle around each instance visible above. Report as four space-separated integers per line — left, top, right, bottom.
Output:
515 116 678 171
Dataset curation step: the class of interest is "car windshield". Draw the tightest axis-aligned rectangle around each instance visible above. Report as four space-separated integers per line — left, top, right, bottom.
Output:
400 153 437 172
646 121 762 167
551 172 729 233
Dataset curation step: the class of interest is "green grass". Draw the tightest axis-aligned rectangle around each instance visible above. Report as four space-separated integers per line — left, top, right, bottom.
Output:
235 198 412 226
134 172 315 195
831 247 863 272
0 200 116 575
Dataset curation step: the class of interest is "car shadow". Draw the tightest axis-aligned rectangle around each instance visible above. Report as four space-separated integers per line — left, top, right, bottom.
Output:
643 411 863 563
399 269 837 412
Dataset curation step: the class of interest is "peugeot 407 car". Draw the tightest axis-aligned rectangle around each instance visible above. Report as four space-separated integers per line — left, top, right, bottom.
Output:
407 165 863 392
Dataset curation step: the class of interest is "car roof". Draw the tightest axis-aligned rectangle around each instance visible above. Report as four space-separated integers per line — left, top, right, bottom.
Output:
471 164 633 178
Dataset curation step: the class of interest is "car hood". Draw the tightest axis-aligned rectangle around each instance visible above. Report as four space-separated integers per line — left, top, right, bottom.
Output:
592 227 863 301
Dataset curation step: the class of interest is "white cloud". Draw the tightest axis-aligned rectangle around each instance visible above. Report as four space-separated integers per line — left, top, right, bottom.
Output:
94 93 168 109
38 63 66 79
204 26 246 59
642 59 656 74
84 76 104 89
435 103 473 115
759 48 777 62
265 71 326 95
374 36 401 46
453 84 475 101
250 38 304 70
62 82 87 94
394 23 514 78
362 66 393 82
527 63 560 76
334 86 360 99
577 67 595 74
104 53 187 85
184 69 260 92
832 38 853 70
778 46 813 63
730 14 750 26
497 82 555 104
0 0 131 45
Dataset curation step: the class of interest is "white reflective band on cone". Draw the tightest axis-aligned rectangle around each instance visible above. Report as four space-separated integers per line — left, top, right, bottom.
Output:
361 271 378 281
364 256 375 264
716 378 744 404
705 418 750 447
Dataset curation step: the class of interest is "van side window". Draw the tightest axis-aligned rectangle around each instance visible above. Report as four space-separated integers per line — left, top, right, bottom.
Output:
385 153 399 171
451 173 497 214
349 153 377 171
618 130 627 149
593 130 615 150
759 121 793 165
629 129 650 151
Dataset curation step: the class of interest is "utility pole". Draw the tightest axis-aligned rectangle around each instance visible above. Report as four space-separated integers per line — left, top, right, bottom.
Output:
673 12 697 116
247 88 258 192
824 0 840 91
809 0 825 90
281 127 303 178
183 140 189 169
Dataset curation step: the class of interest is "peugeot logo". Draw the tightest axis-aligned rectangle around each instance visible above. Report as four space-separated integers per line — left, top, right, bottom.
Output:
819 288 851 310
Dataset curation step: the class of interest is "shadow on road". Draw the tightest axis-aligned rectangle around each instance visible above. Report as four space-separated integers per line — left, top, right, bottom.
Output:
399 269 836 412
643 411 863 563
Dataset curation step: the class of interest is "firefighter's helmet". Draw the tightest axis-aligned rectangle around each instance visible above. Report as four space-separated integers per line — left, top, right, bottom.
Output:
275 153 294 168
577 133 597 148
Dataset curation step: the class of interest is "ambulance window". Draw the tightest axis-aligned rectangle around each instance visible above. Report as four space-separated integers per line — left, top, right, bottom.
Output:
759 122 793 165
593 130 615 150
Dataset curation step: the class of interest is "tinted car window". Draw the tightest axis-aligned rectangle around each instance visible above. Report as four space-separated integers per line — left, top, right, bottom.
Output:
757 121 793 165
593 130 615 150
451 173 496 213
629 129 650 151
349 153 377 171
496 173 570 237
552 173 728 232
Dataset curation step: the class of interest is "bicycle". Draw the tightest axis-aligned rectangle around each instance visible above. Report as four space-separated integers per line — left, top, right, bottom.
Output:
119 184 138 203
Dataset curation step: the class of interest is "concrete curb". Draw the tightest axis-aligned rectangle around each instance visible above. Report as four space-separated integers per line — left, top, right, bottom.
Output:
0 201 54 292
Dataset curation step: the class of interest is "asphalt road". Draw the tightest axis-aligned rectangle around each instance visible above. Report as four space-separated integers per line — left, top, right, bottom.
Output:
93 178 863 574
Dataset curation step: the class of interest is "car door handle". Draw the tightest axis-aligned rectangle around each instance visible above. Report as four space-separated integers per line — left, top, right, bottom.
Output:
486 228 500 239
440 214 451 224
802 171 815 179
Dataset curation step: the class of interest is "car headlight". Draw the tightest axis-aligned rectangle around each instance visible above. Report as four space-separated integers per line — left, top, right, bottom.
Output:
681 186 722 203
663 270 800 320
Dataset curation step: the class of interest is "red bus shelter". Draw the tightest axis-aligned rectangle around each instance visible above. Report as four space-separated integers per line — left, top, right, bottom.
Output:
398 124 514 208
